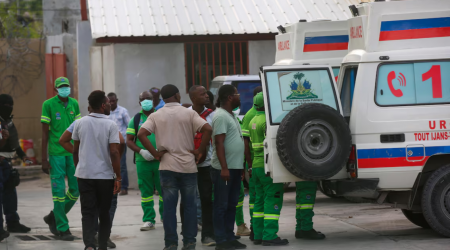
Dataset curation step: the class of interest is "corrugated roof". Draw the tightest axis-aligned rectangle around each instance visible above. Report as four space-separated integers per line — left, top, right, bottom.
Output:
88 0 366 39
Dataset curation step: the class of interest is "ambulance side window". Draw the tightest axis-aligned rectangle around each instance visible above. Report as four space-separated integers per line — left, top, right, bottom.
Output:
340 66 358 122
375 61 450 106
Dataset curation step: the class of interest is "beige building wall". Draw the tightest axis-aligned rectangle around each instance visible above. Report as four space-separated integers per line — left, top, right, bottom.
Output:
0 39 46 162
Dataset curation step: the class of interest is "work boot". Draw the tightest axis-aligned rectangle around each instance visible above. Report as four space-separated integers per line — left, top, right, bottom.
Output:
249 227 254 241
7 221 31 233
0 230 10 242
58 229 75 241
229 240 246 249
43 211 58 236
236 223 250 236
295 229 326 240
262 237 289 246
215 241 235 250
253 239 262 245
181 242 196 250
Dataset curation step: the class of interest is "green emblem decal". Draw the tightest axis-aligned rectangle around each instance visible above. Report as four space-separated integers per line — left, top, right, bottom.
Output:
287 72 318 100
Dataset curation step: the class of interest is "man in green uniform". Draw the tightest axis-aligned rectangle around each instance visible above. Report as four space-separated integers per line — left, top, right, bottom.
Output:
295 181 325 239
236 86 262 239
126 91 163 231
41 77 81 241
250 92 288 246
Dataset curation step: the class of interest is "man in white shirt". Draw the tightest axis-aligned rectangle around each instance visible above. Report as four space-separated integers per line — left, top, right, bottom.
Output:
107 92 131 195
188 85 215 246
72 90 122 250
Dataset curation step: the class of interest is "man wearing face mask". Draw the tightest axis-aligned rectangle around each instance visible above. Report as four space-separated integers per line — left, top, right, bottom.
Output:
0 94 31 242
41 77 81 241
126 91 163 231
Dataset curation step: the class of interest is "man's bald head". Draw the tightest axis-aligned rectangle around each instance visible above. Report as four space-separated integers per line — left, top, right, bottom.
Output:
189 85 209 106
253 86 263 97
139 91 152 102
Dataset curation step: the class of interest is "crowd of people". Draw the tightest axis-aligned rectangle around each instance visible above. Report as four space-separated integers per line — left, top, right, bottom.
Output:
0 76 325 250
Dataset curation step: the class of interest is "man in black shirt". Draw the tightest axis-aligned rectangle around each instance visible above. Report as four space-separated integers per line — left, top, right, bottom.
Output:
0 94 31 241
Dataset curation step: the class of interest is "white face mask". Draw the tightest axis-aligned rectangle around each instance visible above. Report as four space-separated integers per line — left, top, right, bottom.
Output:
232 108 240 116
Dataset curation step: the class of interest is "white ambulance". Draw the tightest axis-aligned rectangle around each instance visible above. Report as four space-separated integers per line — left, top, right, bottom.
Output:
261 0 450 237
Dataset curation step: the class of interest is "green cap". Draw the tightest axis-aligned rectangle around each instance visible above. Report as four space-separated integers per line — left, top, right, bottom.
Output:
253 92 264 109
55 77 70 88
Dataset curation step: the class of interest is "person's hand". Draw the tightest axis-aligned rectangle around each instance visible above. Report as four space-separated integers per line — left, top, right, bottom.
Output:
241 169 245 181
1 129 9 140
190 149 204 164
114 180 122 194
221 168 230 182
42 160 51 174
248 168 252 178
23 157 33 166
139 149 155 161
154 150 167 161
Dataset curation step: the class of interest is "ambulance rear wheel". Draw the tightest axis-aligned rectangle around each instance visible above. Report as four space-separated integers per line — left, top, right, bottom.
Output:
401 209 430 229
276 103 352 181
422 165 450 237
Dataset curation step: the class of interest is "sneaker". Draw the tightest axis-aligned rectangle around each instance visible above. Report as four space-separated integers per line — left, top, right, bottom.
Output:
229 240 246 249
119 189 128 196
202 237 216 246
253 239 262 245
107 238 117 248
262 237 289 246
7 221 31 233
164 245 178 250
140 222 155 231
295 229 325 240
181 242 196 250
236 223 250 236
0 230 10 242
43 211 58 236
215 242 235 250
58 229 75 241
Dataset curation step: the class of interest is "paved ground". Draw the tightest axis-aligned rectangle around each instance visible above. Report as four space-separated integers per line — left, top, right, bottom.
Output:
2 174 450 250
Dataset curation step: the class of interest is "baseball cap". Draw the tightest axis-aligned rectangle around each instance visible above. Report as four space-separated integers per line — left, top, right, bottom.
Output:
253 92 264 109
55 77 70 88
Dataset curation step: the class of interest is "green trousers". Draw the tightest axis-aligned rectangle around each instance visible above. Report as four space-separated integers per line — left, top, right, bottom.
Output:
295 181 317 231
235 181 245 226
253 168 284 241
248 172 255 228
49 155 79 232
137 160 163 224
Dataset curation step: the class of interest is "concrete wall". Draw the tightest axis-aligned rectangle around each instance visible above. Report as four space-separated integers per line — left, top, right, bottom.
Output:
248 40 276 75
76 21 93 116
43 0 81 36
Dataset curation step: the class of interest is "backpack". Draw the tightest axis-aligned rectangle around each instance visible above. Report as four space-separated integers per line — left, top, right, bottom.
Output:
194 109 213 150
133 113 141 164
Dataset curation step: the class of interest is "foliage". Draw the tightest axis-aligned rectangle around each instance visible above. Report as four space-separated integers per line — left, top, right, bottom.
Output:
0 0 43 39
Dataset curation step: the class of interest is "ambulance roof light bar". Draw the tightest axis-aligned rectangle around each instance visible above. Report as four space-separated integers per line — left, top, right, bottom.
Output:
277 25 286 34
349 5 359 17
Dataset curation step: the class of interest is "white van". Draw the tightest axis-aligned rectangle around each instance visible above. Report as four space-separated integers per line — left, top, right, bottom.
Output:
209 75 261 119
261 0 450 237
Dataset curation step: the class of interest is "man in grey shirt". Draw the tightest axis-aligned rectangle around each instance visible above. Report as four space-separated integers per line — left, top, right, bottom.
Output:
72 90 122 250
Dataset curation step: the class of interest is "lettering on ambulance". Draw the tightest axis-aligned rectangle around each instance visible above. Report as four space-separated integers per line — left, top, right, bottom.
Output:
278 40 290 51
350 26 363 39
414 132 450 141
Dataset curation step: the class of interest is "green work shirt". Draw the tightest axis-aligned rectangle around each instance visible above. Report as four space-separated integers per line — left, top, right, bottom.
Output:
241 107 257 159
249 111 266 168
211 108 245 170
41 96 81 156
126 110 157 162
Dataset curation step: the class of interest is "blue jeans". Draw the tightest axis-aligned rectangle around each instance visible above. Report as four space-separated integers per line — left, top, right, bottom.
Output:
160 170 197 247
120 147 129 190
0 159 20 228
210 168 242 244
94 193 118 232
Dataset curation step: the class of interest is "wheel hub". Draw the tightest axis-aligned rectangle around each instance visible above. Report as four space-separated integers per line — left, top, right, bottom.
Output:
297 120 337 163
440 183 450 220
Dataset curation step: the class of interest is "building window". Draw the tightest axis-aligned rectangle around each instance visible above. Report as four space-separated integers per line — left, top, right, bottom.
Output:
185 42 249 91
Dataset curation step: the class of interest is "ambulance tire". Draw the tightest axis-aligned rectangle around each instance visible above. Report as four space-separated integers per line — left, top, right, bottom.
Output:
401 209 430 229
276 103 352 181
422 165 450 237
